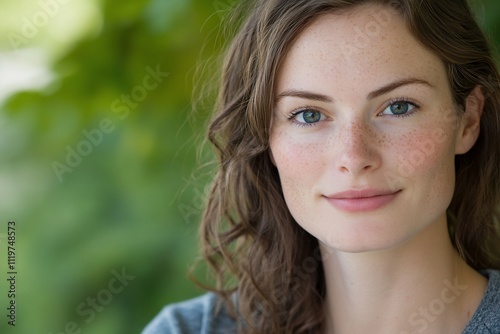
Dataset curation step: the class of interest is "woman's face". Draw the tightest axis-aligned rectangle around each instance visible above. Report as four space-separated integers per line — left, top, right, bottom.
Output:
270 5 477 252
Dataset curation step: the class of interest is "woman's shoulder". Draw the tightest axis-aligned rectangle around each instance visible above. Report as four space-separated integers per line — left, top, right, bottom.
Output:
463 269 500 333
142 292 237 334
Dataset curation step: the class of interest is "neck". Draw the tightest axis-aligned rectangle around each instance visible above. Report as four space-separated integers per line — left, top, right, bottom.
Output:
320 217 487 334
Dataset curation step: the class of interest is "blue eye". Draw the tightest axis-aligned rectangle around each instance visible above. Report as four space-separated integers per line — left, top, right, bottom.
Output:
291 109 326 124
381 100 418 117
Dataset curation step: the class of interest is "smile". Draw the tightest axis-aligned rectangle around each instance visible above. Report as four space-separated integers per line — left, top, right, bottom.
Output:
324 189 402 212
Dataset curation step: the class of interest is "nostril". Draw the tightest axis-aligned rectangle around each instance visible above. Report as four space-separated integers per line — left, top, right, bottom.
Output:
336 139 380 175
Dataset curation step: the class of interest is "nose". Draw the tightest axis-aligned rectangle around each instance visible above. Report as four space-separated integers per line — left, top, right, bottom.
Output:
335 119 381 175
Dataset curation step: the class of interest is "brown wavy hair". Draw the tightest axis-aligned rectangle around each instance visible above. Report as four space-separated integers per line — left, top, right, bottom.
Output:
194 0 500 332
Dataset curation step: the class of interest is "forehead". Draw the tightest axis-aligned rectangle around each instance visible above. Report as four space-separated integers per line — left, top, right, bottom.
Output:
277 5 447 97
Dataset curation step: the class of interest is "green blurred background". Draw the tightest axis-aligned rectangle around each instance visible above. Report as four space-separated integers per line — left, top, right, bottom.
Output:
0 0 498 333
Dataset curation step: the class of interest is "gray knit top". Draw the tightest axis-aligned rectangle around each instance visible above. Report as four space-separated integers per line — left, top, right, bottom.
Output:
143 270 500 333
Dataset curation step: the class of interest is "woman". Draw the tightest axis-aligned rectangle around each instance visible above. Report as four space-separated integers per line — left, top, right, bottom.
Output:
144 0 500 333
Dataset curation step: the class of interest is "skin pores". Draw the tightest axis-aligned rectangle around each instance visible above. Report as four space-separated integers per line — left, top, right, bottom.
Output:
270 6 472 253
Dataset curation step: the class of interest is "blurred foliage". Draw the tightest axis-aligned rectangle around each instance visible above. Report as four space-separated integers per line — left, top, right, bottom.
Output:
0 0 238 332
0 0 497 333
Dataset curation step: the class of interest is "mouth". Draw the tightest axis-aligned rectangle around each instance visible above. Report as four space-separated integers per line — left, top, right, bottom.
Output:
324 189 402 212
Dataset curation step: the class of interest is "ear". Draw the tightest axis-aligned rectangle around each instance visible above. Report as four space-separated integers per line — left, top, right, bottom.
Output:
455 86 484 155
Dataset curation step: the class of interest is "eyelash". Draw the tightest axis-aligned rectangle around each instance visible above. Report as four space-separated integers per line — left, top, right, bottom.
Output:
286 106 323 128
381 97 421 118
286 98 421 127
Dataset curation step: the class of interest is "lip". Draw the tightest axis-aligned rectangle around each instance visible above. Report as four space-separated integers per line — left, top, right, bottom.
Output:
324 189 402 212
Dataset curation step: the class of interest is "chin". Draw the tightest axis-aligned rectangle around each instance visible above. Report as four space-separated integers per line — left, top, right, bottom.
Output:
317 225 417 254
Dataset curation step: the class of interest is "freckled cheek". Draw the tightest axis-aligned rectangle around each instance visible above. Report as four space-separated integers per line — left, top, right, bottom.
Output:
412 150 456 214
390 128 456 194
270 135 326 207
271 134 326 176
271 152 321 226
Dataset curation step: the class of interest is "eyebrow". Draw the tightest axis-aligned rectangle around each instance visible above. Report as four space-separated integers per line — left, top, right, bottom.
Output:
276 90 333 103
275 77 434 103
366 78 434 100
